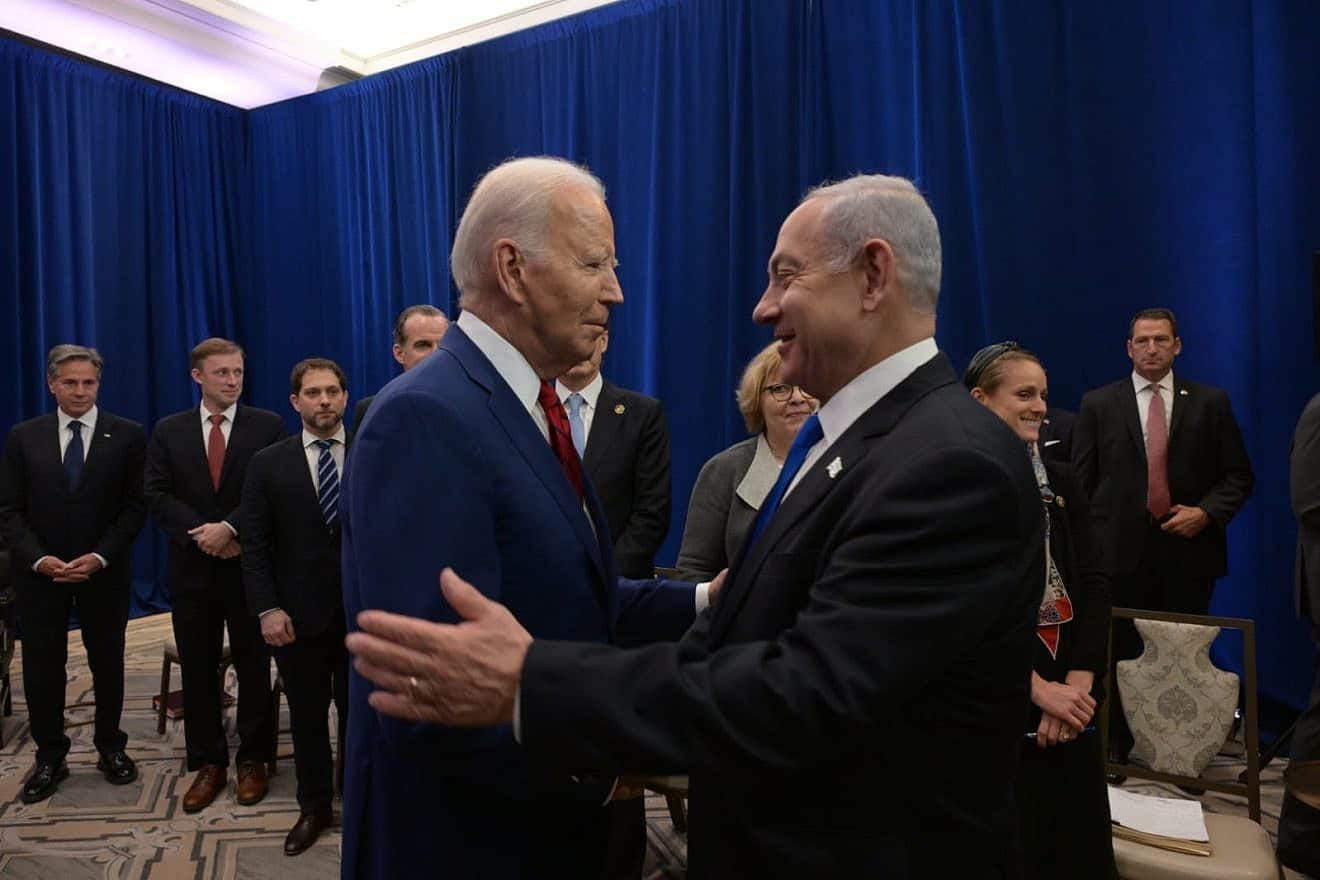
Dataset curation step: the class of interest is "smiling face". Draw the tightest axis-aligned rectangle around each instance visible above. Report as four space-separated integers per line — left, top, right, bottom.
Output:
1127 317 1181 383
752 198 868 403
760 366 817 453
517 186 622 377
972 358 1048 443
48 358 100 418
192 352 244 413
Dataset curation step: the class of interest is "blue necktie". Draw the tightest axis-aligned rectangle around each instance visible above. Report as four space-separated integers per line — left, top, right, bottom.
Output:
64 420 85 489
566 393 587 459
315 439 340 525
748 414 824 546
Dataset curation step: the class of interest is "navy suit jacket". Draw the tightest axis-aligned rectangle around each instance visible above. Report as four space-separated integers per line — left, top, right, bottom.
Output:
339 325 696 879
519 354 1043 879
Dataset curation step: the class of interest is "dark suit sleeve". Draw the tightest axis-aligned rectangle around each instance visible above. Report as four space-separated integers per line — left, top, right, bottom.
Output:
675 452 735 582
613 576 696 647
144 423 206 544
519 445 1031 776
240 450 279 616
1196 390 1253 526
91 423 147 561
612 400 671 575
1072 394 1101 502
1053 465 1110 676
0 427 46 568
224 414 287 533
1292 397 1320 532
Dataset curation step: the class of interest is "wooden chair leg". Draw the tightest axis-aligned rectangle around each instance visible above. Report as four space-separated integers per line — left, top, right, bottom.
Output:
157 656 172 735
665 794 687 833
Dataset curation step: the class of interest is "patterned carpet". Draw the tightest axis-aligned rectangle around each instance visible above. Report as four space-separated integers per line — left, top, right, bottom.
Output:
0 613 689 879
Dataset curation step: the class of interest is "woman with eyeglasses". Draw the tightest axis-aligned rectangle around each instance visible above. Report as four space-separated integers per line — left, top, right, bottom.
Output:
964 342 1117 879
675 342 817 582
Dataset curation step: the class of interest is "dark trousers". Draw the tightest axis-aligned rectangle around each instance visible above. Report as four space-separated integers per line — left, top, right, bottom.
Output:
1016 731 1117 880
18 576 129 765
603 797 647 880
171 577 274 770
1108 523 1216 758
1278 626 1320 875
274 613 348 814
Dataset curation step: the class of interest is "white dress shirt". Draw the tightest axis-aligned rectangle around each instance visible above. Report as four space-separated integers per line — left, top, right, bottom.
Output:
556 372 604 445
200 402 240 536
302 426 347 490
1132 370 1174 446
786 337 940 497
34 406 106 572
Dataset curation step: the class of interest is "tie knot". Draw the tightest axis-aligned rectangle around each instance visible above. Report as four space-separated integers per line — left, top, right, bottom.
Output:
1148 384 1163 396
69 420 83 433
314 439 335 451
566 392 585 416
790 413 824 454
209 413 226 426
537 380 561 412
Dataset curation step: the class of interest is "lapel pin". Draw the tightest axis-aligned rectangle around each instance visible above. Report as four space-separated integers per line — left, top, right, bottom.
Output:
614 403 625 415
1179 389 1189 396
826 456 843 479
103 433 111 438
1054 495 1066 508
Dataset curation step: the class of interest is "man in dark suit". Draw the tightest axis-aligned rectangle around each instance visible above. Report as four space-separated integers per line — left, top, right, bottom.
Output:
243 358 351 856
1073 308 1253 761
0 345 147 803
337 157 704 879
145 338 285 813
352 305 448 427
1038 407 1076 463
347 174 1044 878
1278 392 1320 875
557 328 671 579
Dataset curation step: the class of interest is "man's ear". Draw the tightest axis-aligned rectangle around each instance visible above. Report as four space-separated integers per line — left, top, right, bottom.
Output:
492 239 528 305
860 238 896 312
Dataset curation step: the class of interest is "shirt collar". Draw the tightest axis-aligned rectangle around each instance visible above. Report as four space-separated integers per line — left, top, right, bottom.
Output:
302 425 347 448
58 405 97 430
815 337 940 447
200 401 238 425
1131 370 1174 396
457 310 543 418
556 372 603 410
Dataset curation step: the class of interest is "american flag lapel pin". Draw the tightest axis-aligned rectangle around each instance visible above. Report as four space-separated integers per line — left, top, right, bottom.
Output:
826 456 843 479
1179 389 1189 396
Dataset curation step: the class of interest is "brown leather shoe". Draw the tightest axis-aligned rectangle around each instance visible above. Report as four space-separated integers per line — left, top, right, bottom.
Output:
284 810 334 856
182 765 227 813
235 761 269 806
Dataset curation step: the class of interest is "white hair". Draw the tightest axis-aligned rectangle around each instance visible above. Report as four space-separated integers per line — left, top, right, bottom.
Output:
804 174 942 314
450 156 606 303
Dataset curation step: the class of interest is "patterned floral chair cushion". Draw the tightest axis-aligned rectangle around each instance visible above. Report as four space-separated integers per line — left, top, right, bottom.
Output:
1117 619 1239 777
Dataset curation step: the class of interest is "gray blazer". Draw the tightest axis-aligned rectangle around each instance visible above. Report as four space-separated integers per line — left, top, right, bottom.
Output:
675 435 780 581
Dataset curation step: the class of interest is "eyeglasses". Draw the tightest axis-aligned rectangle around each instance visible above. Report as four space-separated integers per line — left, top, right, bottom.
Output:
763 383 804 402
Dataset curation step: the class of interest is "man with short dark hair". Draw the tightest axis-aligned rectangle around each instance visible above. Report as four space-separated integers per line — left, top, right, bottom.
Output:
0 345 147 803
145 337 285 813
1073 308 1253 759
353 305 448 426
243 357 351 856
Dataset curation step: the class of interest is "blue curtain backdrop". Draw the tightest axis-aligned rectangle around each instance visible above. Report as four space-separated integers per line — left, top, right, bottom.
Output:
3 0 1320 715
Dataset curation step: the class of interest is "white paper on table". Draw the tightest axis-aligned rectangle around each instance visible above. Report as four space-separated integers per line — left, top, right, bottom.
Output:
1107 786 1210 841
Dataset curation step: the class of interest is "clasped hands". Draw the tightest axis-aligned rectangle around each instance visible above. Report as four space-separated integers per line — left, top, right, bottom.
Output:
35 553 103 582
188 522 239 558
1031 671 1096 749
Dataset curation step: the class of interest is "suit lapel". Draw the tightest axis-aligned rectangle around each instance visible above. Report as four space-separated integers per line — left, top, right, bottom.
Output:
1168 378 1191 443
1118 381 1145 457
444 328 609 594
217 406 251 491
284 435 320 512
582 382 620 474
37 415 71 497
74 411 109 493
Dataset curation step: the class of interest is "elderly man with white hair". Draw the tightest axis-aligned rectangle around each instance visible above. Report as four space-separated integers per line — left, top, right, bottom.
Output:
349 172 1044 878
338 156 708 879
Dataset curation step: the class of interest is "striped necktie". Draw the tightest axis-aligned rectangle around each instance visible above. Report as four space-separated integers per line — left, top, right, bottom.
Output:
315 439 340 525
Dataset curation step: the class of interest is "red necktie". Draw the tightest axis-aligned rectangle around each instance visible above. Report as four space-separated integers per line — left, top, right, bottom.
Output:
207 413 226 491
1145 385 1171 519
537 381 584 500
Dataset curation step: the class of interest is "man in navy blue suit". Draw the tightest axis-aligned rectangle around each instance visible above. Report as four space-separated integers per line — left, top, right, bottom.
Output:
339 156 707 879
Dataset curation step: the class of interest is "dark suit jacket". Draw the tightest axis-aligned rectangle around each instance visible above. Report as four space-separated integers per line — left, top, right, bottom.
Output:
581 380 671 577
241 432 350 638
144 405 286 596
1073 375 1253 580
521 354 1044 879
352 395 374 429
0 410 147 594
1038 407 1075 463
1292 393 1320 620
340 325 697 879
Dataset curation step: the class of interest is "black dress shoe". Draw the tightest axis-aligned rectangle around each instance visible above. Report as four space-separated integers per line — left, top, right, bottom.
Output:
21 760 69 804
97 750 139 785
284 810 334 856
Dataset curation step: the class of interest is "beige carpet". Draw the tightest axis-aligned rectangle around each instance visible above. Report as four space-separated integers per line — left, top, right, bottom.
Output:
0 613 687 879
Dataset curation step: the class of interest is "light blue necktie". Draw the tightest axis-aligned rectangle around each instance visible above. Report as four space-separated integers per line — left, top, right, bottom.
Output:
566 393 587 459
748 413 824 546
315 439 339 525
64 420 85 489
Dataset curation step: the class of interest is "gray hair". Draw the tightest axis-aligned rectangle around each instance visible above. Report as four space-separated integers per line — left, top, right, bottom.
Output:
450 156 606 304
46 344 103 379
804 174 942 314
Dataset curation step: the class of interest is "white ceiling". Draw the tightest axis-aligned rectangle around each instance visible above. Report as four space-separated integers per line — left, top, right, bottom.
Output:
0 0 623 108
